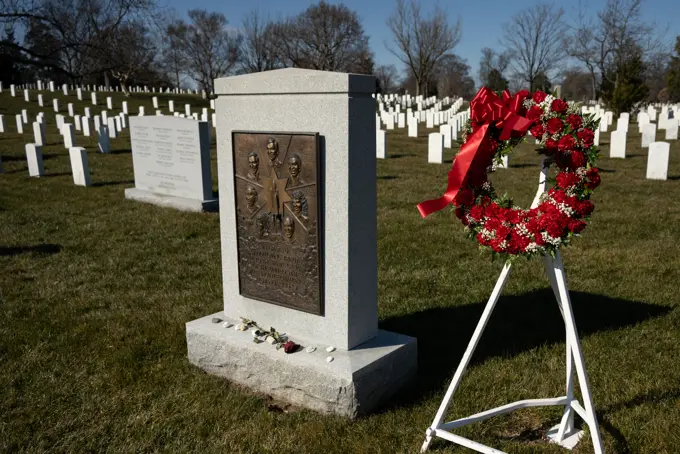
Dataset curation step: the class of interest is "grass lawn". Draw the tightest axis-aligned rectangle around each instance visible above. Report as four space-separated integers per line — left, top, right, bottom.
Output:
1 89 680 453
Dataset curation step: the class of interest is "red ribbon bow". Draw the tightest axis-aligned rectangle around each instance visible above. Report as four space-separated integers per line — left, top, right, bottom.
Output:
417 87 534 218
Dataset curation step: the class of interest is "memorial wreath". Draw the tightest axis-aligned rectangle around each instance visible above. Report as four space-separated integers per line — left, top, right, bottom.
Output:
418 87 601 259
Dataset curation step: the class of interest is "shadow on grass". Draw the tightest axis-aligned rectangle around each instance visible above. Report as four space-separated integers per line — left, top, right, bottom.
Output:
0 243 62 256
377 175 398 180
380 289 671 410
599 168 616 173
92 179 134 187
111 149 131 155
388 154 412 159
1 154 59 162
44 172 73 177
509 163 537 169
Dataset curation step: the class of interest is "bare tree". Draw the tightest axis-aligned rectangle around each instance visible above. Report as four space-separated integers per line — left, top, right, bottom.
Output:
385 0 461 96
167 9 241 93
239 9 280 73
478 47 511 90
435 54 475 99
270 1 373 73
0 0 156 82
108 21 155 95
375 64 399 93
501 3 567 91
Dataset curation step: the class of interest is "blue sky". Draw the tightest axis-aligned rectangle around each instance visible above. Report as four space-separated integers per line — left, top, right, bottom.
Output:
162 0 680 79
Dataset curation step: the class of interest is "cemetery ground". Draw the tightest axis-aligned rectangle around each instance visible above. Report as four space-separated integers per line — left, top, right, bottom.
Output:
2 91 680 453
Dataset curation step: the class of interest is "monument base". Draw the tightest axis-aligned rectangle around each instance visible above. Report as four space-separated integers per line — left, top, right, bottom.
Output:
124 188 218 212
186 312 417 419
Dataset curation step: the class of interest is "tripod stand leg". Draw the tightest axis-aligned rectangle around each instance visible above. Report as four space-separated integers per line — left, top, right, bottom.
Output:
421 262 513 452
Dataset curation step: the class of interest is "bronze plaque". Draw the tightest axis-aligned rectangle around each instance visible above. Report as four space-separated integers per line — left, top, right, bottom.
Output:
231 131 323 315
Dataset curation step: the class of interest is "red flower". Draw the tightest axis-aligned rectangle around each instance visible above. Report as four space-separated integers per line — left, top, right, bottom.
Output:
454 188 474 206
577 129 595 148
469 204 485 221
556 172 581 189
575 200 594 217
565 114 582 130
517 90 530 101
532 91 547 104
568 219 587 233
526 105 544 122
546 118 564 135
585 168 601 189
455 207 467 222
530 124 546 138
508 230 531 254
558 135 576 152
551 99 568 113
283 341 299 354
544 138 558 153
569 151 586 169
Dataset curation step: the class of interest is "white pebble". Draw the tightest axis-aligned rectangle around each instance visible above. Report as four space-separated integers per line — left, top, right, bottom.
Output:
306 346 316 353
326 356 334 363
326 346 335 352
222 322 233 329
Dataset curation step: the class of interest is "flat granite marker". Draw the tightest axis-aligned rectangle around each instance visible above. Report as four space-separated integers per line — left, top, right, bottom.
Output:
186 68 416 419
125 116 217 212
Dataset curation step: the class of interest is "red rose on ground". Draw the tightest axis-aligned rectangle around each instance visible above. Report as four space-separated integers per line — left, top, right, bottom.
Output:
283 341 299 354
585 167 601 189
546 118 564 135
577 128 595 148
526 105 544 122
530 124 546 138
565 114 582 130
558 135 576 152
544 138 558 153
551 99 568 113
454 188 474 206
532 91 547 104
556 172 581 188
569 151 586 169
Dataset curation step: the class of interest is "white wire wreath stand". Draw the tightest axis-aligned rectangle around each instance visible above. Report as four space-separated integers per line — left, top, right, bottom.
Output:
421 159 605 454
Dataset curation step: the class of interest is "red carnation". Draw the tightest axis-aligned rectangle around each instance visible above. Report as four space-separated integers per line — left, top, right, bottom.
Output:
569 151 586 169
530 124 546 138
546 118 564 135
565 114 582 130
568 219 587 233
454 188 474 206
532 91 547 104
551 99 568 113
517 90 530 101
576 200 594 217
526 105 544 122
585 168 601 190
556 172 581 189
558 135 576 152
509 230 531 254
469 204 485 221
577 129 595 148
544 138 558 153
455 207 467 221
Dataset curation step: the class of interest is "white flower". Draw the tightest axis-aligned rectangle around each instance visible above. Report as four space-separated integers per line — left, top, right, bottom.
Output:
235 323 247 331
266 336 276 344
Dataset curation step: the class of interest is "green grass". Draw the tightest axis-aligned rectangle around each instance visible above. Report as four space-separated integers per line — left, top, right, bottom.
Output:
2 89 680 453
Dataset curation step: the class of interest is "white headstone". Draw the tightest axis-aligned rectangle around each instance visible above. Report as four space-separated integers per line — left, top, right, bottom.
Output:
84 107 91 118
138 106 145 116
152 96 159 108
594 127 600 146
98 126 110 153
91 92 97 105
122 101 128 115
428 133 444 163
408 119 417 138
376 129 386 159
439 125 452 148
62 84 68 96
185 104 191 116
94 115 101 132
26 144 45 176
384 115 394 130
125 116 216 210
106 97 113 109
426 112 434 128
665 120 678 140
169 100 174 112
107 117 117 139
641 123 656 148
77 87 83 100
74 115 82 131
63 123 75 148
53 99 59 112
49 81 55 92
38 94 44 107
32 122 45 146
646 142 670 180
498 155 509 169
638 112 650 133
0 115 4 133
610 130 627 158
616 117 628 132
10 85 15 97
119 113 127 129
82 117 91 137
24 89 30 102
21 109 28 124
56 114 64 132
68 103 74 117
69 147 91 186
15 115 23 134
101 110 108 125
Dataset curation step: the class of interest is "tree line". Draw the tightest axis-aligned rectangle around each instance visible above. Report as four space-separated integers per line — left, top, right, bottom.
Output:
1 0 678 111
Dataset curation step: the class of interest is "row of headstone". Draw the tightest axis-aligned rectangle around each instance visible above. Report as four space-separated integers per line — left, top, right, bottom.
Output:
24 143 91 185
8 81 215 97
